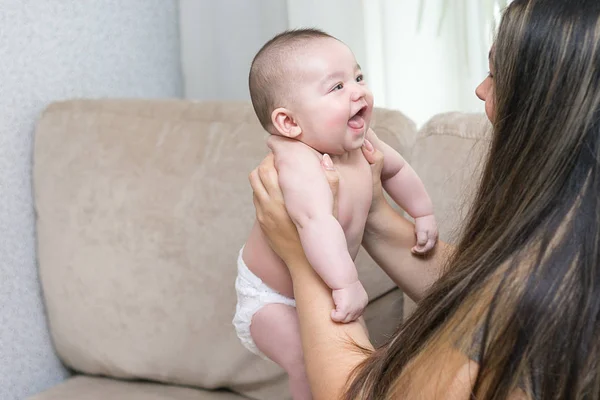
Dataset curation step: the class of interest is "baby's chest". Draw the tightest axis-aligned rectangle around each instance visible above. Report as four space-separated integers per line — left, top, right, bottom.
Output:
336 160 373 235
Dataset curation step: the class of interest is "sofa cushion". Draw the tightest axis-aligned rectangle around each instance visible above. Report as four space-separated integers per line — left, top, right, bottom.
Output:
28 376 246 400
362 288 404 346
33 100 416 399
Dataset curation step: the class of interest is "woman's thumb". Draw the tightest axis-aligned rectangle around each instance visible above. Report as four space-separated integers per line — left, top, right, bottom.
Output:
362 139 384 175
322 153 335 171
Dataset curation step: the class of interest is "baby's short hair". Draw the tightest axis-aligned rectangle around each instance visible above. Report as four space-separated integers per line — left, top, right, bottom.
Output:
249 28 336 133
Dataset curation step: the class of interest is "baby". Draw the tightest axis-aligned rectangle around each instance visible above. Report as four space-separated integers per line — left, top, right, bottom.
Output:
233 29 437 399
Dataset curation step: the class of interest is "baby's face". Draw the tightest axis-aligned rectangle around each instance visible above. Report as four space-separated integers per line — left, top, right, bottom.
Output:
289 38 373 155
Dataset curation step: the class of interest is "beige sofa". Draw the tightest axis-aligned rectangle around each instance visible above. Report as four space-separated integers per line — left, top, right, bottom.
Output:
29 100 490 399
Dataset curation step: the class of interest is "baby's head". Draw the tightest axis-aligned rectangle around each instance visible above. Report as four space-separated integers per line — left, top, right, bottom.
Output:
249 29 373 155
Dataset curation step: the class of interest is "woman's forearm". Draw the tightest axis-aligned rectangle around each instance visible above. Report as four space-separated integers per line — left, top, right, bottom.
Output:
288 255 372 400
362 202 451 302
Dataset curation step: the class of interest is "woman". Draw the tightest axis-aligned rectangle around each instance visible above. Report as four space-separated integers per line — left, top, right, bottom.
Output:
249 0 600 398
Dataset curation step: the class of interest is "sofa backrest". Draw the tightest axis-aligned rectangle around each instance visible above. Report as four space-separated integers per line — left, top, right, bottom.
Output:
412 112 491 243
33 100 416 399
404 112 492 316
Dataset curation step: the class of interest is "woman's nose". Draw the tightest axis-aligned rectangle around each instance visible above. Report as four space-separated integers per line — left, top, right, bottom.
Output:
475 81 486 101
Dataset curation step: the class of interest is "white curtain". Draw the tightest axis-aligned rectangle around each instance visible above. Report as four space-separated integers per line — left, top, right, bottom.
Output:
179 0 496 126
363 0 496 126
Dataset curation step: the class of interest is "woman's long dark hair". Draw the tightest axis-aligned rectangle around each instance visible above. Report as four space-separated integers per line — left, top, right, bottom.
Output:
346 0 600 398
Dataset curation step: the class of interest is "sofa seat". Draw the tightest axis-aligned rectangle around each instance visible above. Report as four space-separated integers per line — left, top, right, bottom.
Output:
30 376 245 400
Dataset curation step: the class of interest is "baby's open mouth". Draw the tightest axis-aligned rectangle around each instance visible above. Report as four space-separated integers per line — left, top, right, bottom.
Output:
348 105 368 129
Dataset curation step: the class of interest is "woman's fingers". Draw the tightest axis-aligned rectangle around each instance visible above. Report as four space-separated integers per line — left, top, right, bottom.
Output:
249 154 283 225
249 168 267 202
251 191 264 223
362 139 384 176
249 169 269 228
257 153 284 202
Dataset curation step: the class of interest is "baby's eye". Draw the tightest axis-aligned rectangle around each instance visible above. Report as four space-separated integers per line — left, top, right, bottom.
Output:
332 83 344 91
356 74 364 83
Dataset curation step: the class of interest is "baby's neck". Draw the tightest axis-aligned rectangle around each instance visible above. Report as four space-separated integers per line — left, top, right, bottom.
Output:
330 148 361 165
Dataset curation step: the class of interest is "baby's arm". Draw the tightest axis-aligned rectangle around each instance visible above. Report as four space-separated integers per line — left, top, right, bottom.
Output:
365 129 438 253
268 136 368 323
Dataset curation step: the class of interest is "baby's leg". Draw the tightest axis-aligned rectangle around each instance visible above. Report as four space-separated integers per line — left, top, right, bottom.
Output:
251 304 312 400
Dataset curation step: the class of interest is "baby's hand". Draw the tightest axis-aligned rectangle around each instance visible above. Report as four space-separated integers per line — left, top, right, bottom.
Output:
412 214 438 254
331 281 368 323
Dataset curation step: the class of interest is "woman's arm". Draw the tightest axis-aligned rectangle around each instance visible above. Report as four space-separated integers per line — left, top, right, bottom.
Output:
365 129 438 253
359 142 452 302
286 251 373 399
362 202 450 302
249 153 372 399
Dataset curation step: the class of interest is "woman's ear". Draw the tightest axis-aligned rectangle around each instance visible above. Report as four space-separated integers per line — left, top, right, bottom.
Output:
271 108 302 138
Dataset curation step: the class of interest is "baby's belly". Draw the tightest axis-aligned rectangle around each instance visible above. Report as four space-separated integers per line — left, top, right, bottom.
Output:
242 220 365 300
343 223 366 259
336 199 370 258
335 157 372 257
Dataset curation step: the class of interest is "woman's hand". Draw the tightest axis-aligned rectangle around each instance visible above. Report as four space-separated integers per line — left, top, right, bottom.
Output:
248 151 340 263
361 137 386 215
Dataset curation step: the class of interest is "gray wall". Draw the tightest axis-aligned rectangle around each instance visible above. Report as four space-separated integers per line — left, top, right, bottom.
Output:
179 0 288 100
179 0 366 102
0 1 183 399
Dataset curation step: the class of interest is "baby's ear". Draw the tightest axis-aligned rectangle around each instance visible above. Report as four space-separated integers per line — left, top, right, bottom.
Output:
271 108 301 138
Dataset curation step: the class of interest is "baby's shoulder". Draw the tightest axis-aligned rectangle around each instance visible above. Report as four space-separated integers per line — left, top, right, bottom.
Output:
267 136 321 164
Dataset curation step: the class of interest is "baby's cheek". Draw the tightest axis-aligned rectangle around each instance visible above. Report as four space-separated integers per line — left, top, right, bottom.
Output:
324 112 349 129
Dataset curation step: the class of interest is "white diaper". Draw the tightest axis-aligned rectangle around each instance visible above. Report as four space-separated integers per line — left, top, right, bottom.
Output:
232 247 296 359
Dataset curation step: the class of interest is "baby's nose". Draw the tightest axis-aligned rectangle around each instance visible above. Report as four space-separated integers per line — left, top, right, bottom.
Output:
351 84 367 101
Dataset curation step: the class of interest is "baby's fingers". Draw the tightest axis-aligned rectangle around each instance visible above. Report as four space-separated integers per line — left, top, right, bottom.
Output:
331 309 347 323
417 231 428 246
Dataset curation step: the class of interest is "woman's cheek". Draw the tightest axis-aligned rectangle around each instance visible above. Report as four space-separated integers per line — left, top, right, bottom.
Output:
486 98 496 123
